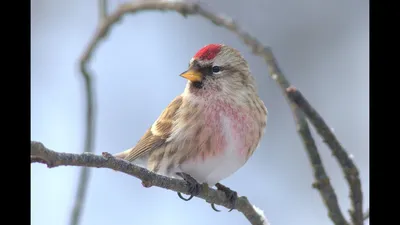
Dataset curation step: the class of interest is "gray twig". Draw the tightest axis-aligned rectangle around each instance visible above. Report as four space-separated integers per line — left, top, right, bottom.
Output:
99 0 108 21
286 87 363 225
69 1 109 225
289 104 348 225
31 141 269 225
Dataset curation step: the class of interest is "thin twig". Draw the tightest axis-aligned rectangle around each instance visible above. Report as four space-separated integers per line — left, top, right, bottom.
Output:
289 104 348 225
99 0 108 21
287 87 363 225
69 1 108 225
31 141 269 225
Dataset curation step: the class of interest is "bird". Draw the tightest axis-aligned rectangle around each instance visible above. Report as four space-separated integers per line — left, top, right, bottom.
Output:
114 44 268 211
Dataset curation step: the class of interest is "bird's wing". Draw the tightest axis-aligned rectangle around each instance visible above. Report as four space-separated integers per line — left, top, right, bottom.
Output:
123 95 183 162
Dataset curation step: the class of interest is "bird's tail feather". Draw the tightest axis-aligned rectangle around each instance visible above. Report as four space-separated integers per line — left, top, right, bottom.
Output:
113 148 132 159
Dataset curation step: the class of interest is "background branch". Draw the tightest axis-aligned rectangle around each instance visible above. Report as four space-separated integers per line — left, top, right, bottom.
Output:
99 0 108 21
287 87 363 225
31 141 269 225
289 103 348 225
69 1 109 225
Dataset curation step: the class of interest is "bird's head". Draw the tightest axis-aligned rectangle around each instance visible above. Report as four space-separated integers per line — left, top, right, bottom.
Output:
180 44 257 99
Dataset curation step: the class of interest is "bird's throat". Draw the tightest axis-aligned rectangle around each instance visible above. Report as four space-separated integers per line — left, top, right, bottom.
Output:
192 81 203 89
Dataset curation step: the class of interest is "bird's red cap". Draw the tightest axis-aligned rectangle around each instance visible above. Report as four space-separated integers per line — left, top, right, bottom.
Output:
193 44 222 60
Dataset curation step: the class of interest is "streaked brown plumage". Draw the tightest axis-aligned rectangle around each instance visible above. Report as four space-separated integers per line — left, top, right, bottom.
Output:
115 44 267 194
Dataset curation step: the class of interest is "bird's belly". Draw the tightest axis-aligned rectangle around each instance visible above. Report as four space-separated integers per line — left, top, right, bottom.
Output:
178 113 253 187
179 147 246 187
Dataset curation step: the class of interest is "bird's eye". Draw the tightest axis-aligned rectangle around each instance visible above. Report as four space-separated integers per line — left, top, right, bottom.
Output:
212 66 221 74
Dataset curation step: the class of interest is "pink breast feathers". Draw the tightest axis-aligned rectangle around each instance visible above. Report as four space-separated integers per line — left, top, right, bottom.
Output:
180 101 257 186
195 101 256 161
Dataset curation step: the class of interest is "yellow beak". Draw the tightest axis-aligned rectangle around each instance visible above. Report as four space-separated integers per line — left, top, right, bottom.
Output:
180 69 203 82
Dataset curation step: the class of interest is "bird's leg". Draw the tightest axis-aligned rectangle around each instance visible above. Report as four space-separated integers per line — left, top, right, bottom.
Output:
176 172 202 201
211 183 238 212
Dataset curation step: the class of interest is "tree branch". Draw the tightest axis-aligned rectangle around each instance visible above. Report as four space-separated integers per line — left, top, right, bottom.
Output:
69 0 108 224
31 141 269 225
289 103 348 225
99 0 108 21
286 87 363 225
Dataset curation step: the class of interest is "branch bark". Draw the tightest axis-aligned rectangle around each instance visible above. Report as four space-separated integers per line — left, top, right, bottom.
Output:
31 141 269 225
289 103 348 225
287 87 363 225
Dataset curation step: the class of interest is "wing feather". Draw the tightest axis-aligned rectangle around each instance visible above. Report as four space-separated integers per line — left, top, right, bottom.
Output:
123 96 183 162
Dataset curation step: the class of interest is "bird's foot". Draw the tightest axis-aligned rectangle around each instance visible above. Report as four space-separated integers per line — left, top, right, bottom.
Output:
176 172 202 201
211 183 238 212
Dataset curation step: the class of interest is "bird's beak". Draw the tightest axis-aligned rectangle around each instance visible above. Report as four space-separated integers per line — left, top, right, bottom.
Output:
180 69 203 82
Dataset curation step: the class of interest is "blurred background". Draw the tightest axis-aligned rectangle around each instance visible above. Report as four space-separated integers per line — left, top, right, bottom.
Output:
31 0 369 225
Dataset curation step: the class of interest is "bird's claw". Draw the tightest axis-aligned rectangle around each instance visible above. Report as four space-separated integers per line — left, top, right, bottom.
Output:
176 172 202 201
211 183 238 212
211 203 222 212
177 192 193 201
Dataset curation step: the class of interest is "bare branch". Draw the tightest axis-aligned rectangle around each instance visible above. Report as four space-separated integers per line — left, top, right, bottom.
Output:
99 0 108 21
31 141 269 225
69 1 109 224
70 54 95 225
289 104 348 225
287 87 364 225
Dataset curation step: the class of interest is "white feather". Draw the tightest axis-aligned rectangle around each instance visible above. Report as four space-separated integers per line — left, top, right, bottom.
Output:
179 114 247 187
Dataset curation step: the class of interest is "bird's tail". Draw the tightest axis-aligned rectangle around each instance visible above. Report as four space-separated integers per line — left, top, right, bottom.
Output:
113 148 132 159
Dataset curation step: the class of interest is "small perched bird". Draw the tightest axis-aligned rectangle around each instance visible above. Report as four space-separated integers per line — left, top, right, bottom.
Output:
114 44 267 211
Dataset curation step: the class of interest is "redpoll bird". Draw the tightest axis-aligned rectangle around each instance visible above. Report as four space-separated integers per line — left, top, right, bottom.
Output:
115 44 268 211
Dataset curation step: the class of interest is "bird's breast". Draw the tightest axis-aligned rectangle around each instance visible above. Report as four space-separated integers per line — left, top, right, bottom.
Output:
189 100 259 162
175 100 260 186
